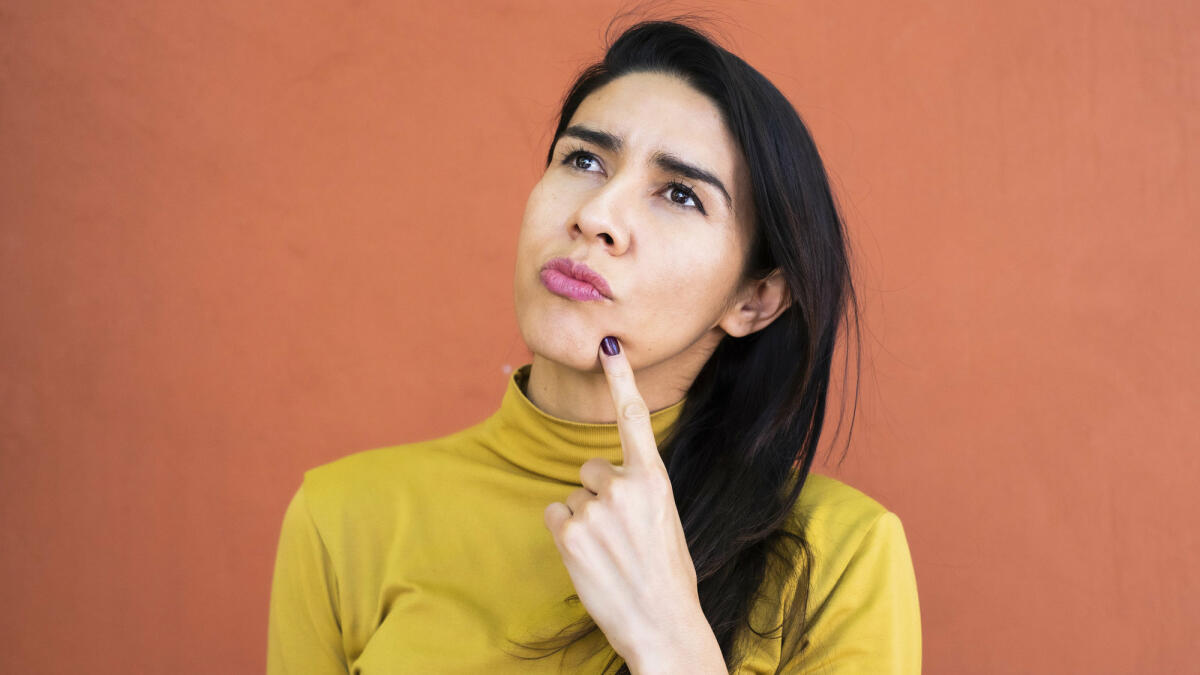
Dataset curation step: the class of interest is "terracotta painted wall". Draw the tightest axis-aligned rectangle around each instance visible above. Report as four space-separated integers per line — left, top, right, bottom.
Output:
1 1 1195 672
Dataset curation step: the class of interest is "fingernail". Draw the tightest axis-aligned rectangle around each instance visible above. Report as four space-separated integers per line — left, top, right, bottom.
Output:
601 336 620 356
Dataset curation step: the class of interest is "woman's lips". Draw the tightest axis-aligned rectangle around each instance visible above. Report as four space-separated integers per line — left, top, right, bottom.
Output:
539 257 613 302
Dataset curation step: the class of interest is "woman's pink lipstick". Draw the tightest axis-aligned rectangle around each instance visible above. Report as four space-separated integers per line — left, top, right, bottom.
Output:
539 257 613 302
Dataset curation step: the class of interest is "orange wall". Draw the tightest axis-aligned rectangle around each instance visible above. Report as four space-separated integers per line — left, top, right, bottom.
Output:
1 1 1196 673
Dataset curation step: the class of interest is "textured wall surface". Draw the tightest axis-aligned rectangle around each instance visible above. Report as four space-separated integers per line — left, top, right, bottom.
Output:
1 1 1196 672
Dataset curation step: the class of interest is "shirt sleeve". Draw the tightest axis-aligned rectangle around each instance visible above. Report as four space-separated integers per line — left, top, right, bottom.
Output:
267 483 349 675
779 511 922 674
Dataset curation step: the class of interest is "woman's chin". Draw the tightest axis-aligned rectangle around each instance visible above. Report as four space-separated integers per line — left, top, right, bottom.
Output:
516 294 624 369
520 328 610 373
527 333 605 371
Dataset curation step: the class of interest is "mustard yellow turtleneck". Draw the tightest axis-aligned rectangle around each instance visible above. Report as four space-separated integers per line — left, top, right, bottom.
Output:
267 364 921 674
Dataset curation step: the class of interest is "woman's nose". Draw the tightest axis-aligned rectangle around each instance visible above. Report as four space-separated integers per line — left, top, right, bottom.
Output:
572 175 632 254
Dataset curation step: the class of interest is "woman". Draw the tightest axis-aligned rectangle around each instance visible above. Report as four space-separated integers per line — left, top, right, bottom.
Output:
268 18 921 674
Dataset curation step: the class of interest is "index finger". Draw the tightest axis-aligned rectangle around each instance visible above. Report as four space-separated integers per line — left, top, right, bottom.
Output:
598 336 663 473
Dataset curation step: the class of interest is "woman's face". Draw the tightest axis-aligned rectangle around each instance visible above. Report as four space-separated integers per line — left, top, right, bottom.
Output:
514 71 755 373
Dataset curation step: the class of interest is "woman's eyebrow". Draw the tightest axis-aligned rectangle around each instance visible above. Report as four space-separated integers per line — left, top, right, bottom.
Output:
652 151 733 211
560 124 733 212
561 125 622 152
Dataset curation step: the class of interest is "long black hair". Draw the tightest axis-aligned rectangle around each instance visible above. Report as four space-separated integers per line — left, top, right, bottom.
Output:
508 16 863 674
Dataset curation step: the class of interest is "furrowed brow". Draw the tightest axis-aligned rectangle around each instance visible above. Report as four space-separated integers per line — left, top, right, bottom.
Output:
559 125 623 152
653 151 733 211
556 126 734 212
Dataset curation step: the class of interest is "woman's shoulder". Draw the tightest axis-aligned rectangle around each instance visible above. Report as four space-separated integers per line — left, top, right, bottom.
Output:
790 472 906 561
795 472 892 528
787 472 918 625
741 472 920 671
295 420 491 518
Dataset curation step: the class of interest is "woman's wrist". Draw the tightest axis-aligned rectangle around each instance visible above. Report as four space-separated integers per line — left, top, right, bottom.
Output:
626 611 728 675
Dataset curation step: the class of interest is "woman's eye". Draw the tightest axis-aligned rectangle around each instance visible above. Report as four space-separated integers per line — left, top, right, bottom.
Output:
668 185 693 205
564 150 601 172
666 182 705 214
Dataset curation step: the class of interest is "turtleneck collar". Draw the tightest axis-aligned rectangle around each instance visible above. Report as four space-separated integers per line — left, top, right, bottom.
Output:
483 363 687 485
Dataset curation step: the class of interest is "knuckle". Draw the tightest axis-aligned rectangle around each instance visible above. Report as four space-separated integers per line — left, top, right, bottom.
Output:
559 522 587 555
597 486 624 509
575 500 599 523
581 457 608 473
604 479 628 502
621 399 649 421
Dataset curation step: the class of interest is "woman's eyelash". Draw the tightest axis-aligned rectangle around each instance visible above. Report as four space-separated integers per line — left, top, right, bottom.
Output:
560 146 597 170
665 181 705 214
558 145 706 214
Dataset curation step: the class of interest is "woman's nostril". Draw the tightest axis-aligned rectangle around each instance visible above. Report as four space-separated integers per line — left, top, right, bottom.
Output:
601 233 613 245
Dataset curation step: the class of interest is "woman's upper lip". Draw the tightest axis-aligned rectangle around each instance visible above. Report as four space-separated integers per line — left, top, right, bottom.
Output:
540 257 614 299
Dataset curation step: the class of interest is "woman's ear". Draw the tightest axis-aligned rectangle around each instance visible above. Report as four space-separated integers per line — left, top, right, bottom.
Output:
718 269 792 338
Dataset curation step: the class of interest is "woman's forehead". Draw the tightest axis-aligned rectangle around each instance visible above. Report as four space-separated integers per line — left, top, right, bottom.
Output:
569 73 740 174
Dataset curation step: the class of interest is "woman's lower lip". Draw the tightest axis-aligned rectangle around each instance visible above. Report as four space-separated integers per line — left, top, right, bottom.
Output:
539 269 608 302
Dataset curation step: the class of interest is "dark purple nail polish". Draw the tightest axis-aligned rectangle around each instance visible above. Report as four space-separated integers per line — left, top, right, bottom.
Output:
601 336 619 356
